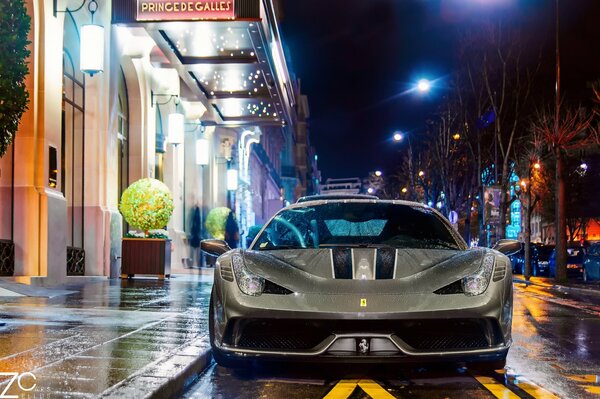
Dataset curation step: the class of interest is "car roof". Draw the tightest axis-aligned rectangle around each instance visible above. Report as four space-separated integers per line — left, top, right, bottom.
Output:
296 194 379 203
285 197 432 210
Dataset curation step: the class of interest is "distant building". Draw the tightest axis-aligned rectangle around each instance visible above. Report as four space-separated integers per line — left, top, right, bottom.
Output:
320 178 363 195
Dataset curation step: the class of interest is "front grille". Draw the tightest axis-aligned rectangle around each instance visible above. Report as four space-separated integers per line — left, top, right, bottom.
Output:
493 259 507 281
225 318 502 352
233 320 331 350
238 334 323 351
396 319 499 351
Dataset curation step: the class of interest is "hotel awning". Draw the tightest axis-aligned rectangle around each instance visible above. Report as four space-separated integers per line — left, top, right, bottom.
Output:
112 0 296 127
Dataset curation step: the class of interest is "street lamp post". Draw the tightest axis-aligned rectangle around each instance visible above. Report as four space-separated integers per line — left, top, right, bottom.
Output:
393 131 415 201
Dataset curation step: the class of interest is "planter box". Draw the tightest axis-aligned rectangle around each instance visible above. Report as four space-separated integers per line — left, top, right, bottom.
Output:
121 238 171 279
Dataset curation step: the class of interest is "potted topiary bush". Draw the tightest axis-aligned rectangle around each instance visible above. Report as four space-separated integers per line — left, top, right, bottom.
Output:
204 207 231 240
119 178 175 279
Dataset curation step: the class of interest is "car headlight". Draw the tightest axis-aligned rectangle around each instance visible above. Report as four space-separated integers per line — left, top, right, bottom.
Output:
231 254 265 296
462 254 495 296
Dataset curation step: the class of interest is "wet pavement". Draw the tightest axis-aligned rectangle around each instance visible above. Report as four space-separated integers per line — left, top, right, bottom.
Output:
0 273 213 398
185 281 600 399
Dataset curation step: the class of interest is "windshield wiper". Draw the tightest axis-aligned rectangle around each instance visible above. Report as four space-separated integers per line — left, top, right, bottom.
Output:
258 245 304 251
420 239 460 250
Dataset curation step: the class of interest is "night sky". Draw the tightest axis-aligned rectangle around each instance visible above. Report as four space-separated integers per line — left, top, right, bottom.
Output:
279 0 600 180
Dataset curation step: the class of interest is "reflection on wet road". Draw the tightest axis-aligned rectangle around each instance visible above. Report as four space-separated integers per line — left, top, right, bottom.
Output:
185 282 600 398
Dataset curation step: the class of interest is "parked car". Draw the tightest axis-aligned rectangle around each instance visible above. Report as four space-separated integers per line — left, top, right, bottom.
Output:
583 243 600 282
549 245 586 278
492 240 547 276
535 244 554 277
203 195 513 369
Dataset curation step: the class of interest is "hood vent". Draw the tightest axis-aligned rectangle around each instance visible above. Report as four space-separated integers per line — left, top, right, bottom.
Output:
493 259 507 282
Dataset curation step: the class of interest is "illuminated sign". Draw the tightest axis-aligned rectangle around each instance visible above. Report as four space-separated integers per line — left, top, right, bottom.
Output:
136 0 234 21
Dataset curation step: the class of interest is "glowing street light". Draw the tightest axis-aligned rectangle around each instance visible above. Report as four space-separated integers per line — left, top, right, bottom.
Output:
417 79 431 93
367 187 375 194
533 162 541 170
375 170 382 177
393 132 404 142
418 171 425 178
401 187 408 193
452 133 461 140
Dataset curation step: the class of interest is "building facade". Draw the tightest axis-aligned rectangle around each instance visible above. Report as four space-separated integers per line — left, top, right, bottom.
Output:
0 0 318 283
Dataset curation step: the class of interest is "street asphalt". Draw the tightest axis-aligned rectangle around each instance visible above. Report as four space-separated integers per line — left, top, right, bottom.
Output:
2 272 600 398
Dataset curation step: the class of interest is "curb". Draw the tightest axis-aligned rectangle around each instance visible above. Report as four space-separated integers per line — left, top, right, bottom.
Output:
100 336 212 399
513 277 600 297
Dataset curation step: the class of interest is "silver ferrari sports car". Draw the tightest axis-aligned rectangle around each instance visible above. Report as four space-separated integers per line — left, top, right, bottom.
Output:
202 196 513 369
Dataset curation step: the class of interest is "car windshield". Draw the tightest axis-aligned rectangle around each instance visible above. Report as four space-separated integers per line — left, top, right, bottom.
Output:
252 202 462 250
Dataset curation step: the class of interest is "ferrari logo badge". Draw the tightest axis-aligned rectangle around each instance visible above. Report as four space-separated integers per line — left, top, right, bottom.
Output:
360 298 367 307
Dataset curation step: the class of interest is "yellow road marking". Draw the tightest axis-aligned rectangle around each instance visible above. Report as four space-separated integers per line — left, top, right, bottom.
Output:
472 375 520 399
357 380 396 399
322 380 359 399
566 374 600 384
322 379 395 399
584 385 600 395
511 377 560 399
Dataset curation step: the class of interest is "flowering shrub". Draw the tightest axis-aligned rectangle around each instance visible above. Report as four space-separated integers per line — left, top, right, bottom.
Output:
205 207 231 240
119 178 174 236
124 229 169 239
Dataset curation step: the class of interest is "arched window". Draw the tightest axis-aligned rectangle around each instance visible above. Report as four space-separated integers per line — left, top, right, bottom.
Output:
63 11 85 275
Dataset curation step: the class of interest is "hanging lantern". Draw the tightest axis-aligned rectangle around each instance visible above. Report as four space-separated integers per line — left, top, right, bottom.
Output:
168 112 184 145
227 168 238 191
80 24 104 76
196 138 209 165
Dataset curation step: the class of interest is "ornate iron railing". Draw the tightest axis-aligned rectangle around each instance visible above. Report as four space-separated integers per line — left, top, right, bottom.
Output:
0 240 14 276
67 247 85 276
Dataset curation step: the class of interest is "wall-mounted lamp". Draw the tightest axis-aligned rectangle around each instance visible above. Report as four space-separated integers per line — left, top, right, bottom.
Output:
196 138 210 166
151 92 183 145
55 0 104 76
168 112 184 145
227 168 239 191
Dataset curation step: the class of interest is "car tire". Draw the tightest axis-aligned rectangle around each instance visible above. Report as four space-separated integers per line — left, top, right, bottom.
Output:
209 289 249 369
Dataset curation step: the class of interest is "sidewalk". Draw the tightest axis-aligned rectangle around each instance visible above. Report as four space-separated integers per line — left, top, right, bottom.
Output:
0 271 214 399
513 274 600 296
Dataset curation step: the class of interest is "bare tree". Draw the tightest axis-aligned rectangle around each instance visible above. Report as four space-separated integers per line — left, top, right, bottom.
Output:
479 22 540 239
530 104 593 281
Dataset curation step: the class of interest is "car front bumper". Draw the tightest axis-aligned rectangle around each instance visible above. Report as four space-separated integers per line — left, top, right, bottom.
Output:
211 279 513 363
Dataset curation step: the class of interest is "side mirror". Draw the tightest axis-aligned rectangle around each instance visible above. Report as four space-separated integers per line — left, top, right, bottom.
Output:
201 239 231 257
492 239 522 256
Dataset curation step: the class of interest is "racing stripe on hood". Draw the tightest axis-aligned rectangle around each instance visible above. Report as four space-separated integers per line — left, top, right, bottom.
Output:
376 248 396 279
331 248 352 279
331 248 394 279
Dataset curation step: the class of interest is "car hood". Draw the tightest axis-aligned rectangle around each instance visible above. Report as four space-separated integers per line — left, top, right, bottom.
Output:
239 248 489 294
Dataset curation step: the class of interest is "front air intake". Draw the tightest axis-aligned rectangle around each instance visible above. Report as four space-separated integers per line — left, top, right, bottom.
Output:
493 259 507 282
219 261 234 282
